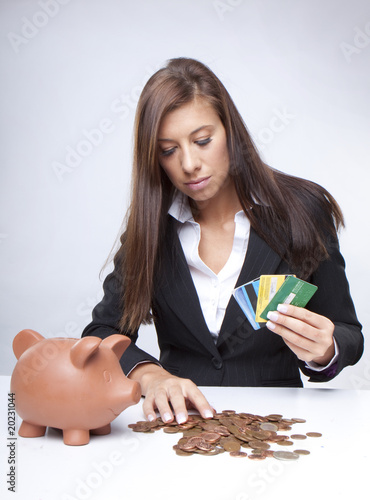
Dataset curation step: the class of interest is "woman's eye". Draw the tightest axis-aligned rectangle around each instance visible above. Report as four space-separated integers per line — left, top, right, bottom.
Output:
160 148 176 157
195 138 212 146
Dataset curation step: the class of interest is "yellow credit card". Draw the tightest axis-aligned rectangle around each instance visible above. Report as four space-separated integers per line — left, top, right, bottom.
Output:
255 275 288 322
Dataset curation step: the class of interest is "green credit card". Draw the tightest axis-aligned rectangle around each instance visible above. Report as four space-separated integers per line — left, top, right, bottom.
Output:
259 275 318 320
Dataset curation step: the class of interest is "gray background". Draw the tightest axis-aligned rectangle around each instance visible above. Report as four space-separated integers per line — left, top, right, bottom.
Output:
1 0 369 389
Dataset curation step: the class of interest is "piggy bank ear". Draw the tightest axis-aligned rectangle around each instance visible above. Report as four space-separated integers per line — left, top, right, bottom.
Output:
101 334 131 360
70 337 102 369
13 329 45 360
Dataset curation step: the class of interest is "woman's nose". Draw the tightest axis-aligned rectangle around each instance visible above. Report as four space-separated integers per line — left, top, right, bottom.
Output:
180 148 200 174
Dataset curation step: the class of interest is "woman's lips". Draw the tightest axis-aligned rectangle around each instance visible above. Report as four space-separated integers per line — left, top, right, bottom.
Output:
185 176 211 191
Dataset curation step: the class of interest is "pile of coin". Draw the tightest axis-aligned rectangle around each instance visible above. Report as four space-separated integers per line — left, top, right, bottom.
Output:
128 410 322 460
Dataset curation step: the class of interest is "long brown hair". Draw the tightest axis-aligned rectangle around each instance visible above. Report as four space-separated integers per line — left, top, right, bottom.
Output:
117 57 344 333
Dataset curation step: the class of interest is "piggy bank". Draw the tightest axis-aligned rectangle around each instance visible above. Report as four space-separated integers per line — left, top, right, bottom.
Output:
10 329 141 445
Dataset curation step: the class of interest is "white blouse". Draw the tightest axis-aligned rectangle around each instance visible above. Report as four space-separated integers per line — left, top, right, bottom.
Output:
169 191 250 341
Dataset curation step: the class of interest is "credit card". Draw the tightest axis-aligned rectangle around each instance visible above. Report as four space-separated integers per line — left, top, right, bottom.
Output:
259 275 318 321
255 275 289 322
233 278 265 330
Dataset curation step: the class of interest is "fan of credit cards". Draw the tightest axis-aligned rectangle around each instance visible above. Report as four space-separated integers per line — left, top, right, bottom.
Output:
233 275 318 330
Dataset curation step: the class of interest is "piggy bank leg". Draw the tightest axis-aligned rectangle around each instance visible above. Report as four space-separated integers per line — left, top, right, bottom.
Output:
19 420 46 438
91 423 111 436
63 429 90 446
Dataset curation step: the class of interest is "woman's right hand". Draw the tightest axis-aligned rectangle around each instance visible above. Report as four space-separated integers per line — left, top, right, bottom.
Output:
128 363 214 424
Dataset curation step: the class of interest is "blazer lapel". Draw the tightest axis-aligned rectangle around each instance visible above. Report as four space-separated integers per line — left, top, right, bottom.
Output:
158 222 220 358
217 228 284 344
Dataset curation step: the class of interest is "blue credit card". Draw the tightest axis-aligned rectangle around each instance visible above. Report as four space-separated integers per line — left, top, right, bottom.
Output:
233 278 264 330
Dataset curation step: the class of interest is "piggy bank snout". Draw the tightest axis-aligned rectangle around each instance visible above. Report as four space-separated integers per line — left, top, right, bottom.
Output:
130 380 141 405
111 379 141 415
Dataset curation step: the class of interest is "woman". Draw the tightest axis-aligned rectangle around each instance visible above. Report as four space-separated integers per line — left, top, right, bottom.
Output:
82 57 363 425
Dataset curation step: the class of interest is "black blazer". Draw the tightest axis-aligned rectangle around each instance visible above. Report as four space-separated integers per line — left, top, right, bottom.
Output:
82 220 363 388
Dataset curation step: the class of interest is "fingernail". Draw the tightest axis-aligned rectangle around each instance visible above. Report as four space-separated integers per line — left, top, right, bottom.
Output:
147 414 155 422
176 412 187 424
277 304 288 313
267 311 279 322
163 412 172 422
266 320 276 330
203 410 213 419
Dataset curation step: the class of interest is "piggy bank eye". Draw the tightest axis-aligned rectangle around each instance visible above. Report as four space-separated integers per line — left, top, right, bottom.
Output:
103 370 111 383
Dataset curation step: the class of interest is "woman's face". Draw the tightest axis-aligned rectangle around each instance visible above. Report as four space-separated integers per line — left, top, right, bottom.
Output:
157 98 232 207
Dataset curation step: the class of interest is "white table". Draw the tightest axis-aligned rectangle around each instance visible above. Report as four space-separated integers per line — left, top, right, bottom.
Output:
1 376 369 500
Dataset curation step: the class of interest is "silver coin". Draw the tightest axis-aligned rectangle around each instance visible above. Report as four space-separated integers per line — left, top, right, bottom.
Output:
260 422 279 432
273 450 300 461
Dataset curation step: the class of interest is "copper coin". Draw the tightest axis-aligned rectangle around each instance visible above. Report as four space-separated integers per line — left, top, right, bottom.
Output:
290 434 307 440
241 442 252 449
178 422 196 430
239 413 253 424
230 451 248 457
226 423 240 434
175 449 194 456
179 441 197 451
196 440 215 452
221 439 240 452
213 425 230 436
163 427 180 434
182 429 201 438
269 434 289 442
306 432 322 438
251 450 268 457
129 421 152 432
241 429 255 439
232 432 251 444
201 432 221 443
200 421 218 431
266 414 283 421
251 430 271 440
248 454 266 460
276 440 294 446
294 449 310 455
186 436 203 447
292 418 306 423
249 440 270 450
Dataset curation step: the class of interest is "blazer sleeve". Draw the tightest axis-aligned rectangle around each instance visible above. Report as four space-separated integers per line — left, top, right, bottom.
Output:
81 267 161 375
298 236 364 382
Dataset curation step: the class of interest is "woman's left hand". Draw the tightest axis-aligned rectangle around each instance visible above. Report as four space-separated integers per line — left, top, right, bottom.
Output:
265 304 335 366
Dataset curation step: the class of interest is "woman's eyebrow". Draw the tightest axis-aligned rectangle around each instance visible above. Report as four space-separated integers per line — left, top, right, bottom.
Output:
158 124 213 142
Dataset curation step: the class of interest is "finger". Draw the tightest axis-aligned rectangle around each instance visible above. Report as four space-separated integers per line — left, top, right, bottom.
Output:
168 381 214 423
281 337 313 363
267 318 315 351
267 305 334 346
143 389 174 424
166 384 190 424
276 304 326 329
266 312 312 340
141 391 158 422
182 381 214 420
